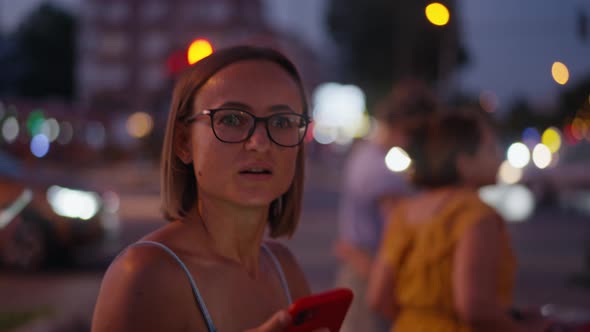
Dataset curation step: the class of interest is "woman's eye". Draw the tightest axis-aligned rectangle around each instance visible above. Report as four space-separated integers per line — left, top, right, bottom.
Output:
271 116 293 128
219 114 243 126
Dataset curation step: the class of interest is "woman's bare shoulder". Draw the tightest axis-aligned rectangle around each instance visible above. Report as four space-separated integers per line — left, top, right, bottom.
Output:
263 240 311 300
92 241 202 331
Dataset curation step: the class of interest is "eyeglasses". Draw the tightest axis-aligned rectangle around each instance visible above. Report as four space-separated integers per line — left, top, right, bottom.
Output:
185 108 311 147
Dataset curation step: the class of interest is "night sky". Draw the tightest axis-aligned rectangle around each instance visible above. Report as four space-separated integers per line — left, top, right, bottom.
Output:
2 0 589 113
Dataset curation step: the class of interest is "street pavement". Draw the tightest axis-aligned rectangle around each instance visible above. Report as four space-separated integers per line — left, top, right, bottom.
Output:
1 157 589 331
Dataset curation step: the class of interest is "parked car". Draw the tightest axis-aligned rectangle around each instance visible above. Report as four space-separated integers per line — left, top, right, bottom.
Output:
0 150 119 270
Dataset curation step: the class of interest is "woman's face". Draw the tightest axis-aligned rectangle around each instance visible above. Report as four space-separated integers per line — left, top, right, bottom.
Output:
185 60 303 208
460 124 502 187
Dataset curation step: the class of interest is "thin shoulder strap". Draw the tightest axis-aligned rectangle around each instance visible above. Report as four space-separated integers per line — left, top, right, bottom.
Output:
261 243 293 304
127 241 217 332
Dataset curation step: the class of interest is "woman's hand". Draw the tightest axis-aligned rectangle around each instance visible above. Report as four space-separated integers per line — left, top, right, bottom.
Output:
244 310 329 332
244 310 292 332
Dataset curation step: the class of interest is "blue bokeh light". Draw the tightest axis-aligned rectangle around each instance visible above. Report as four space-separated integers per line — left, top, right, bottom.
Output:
31 134 50 158
522 127 540 148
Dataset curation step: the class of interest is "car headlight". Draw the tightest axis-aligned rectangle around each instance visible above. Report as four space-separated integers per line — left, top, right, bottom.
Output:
47 185 102 220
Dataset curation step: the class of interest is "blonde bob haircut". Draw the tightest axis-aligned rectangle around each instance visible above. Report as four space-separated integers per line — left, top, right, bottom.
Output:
160 45 308 238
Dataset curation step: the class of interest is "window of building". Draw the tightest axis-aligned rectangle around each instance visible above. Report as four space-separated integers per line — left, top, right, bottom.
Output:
140 32 168 58
100 64 130 90
140 63 164 91
103 3 130 24
141 1 168 22
100 33 128 57
208 2 230 21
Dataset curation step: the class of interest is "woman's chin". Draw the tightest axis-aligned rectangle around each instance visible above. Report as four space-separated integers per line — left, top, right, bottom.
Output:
231 195 275 209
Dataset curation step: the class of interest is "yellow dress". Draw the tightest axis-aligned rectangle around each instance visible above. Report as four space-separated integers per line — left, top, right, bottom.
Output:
380 189 516 332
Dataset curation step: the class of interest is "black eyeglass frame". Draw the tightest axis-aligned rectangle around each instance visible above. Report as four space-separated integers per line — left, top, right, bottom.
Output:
184 108 311 147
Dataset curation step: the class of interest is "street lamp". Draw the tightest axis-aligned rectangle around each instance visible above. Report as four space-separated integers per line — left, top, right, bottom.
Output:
425 2 450 26
187 38 213 65
551 61 569 85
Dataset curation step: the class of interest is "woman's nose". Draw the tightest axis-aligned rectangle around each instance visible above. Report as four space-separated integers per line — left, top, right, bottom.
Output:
244 121 271 151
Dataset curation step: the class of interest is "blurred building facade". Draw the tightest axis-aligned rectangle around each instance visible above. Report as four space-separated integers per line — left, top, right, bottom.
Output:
76 0 322 115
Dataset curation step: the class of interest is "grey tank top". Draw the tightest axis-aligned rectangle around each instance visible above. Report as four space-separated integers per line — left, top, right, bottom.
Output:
126 240 293 332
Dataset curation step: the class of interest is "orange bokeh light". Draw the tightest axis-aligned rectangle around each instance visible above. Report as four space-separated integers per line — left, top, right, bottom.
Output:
187 39 213 65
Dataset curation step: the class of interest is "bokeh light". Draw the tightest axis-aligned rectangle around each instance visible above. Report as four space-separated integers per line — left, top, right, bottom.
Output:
522 127 540 147
425 3 450 26
312 82 367 145
385 147 411 172
497 160 523 184
479 185 535 223
126 112 154 138
532 144 552 169
187 38 213 65
47 186 100 220
2 116 19 143
31 134 50 158
507 142 530 168
541 127 562 153
86 121 106 148
312 125 337 145
57 121 74 145
551 61 569 85
40 118 60 142
26 110 45 136
571 117 588 140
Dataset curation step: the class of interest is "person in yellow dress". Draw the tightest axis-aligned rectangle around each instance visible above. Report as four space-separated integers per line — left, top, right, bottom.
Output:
367 110 548 332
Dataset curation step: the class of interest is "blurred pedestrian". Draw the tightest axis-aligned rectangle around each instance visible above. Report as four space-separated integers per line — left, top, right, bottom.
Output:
334 79 438 332
367 109 548 332
92 46 315 332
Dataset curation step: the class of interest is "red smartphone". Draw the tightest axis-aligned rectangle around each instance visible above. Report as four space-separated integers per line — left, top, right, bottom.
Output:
286 288 354 332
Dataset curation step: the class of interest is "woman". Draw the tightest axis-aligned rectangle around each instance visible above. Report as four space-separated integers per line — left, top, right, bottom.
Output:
366 110 547 332
334 79 437 332
92 46 313 332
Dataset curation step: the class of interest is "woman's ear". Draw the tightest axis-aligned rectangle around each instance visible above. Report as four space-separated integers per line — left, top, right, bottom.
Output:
174 122 193 164
455 153 473 182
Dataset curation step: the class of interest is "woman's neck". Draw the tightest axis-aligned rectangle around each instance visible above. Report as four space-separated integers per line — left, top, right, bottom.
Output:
185 197 269 277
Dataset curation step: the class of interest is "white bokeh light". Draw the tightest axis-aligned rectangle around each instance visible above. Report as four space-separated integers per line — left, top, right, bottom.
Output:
479 185 535 223
497 160 523 184
47 185 101 220
507 142 530 168
312 125 337 145
40 118 60 142
385 147 411 172
57 121 74 144
312 82 367 145
532 144 552 169
2 117 19 143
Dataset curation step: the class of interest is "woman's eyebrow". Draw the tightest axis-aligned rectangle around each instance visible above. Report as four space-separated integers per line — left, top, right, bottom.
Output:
217 101 251 110
268 104 295 113
215 102 295 113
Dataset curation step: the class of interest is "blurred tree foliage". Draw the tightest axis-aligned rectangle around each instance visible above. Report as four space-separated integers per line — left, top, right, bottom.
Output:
503 75 590 137
557 75 590 123
12 3 77 100
326 0 468 109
